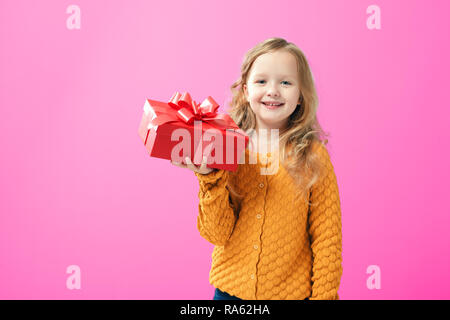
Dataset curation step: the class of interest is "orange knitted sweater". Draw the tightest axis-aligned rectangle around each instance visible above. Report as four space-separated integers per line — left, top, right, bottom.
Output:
194 141 343 300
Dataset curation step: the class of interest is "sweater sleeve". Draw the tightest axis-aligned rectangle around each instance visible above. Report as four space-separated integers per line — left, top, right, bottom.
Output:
307 144 343 300
194 169 238 246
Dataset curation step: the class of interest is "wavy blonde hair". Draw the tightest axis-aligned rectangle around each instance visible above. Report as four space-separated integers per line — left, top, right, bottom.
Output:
225 37 331 208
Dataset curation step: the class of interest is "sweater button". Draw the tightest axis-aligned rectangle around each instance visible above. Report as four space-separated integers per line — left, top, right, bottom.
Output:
253 244 258 250
256 214 262 219
250 274 255 280
258 182 264 188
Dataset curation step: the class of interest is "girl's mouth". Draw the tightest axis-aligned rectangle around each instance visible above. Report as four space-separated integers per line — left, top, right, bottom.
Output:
262 102 284 110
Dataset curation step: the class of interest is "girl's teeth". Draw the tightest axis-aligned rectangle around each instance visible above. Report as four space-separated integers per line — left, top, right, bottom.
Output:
264 103 283 106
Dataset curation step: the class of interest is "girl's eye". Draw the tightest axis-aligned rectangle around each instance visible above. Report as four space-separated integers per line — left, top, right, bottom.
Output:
256 80 291 85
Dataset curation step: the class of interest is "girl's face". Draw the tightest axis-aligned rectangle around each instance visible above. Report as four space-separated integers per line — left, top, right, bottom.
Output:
243 50 301 133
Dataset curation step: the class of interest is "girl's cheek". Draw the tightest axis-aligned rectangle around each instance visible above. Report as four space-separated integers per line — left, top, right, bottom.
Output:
251 90 263 101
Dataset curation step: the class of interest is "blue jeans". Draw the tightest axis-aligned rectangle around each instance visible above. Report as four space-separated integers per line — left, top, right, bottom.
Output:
213 288 243 300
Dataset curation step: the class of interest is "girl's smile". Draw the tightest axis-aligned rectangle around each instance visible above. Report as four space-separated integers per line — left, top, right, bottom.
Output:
261 101 285 109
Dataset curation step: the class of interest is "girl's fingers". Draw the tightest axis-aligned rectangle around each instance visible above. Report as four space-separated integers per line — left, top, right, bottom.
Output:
172 156 209 173
170 159 186 168
184 157 198 171
199 155 208 171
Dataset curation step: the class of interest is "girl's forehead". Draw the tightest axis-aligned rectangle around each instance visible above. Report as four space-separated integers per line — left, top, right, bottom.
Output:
250 51 298 76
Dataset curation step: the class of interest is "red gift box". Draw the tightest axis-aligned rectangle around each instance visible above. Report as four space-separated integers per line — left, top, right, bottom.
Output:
138 91 249 172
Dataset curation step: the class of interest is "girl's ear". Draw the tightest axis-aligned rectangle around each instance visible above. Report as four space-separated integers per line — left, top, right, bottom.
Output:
243 83 249 102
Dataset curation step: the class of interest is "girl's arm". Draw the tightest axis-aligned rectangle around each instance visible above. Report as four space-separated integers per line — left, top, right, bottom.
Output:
194 169 238 246
307 144 343 300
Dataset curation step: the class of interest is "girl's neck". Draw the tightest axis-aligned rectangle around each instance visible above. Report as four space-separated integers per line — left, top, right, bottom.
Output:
249 129 281 154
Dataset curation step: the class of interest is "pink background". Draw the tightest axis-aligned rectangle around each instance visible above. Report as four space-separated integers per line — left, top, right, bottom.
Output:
1 0 449 300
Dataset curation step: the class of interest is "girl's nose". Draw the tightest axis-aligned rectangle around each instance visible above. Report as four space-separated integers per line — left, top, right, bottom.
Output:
266 83 280 96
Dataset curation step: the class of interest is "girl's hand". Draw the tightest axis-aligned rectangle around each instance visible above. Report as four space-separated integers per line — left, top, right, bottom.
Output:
170 155 216 175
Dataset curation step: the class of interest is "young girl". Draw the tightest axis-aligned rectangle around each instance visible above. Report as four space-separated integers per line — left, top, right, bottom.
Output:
171 37 343 300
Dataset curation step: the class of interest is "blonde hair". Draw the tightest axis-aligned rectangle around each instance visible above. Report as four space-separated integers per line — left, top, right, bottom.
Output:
225 37 331 208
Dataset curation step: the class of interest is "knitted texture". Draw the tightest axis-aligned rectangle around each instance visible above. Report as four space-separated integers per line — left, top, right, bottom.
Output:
194 140 343 300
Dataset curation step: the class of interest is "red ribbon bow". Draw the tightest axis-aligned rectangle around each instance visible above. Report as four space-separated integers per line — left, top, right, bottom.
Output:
150 91 245 135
